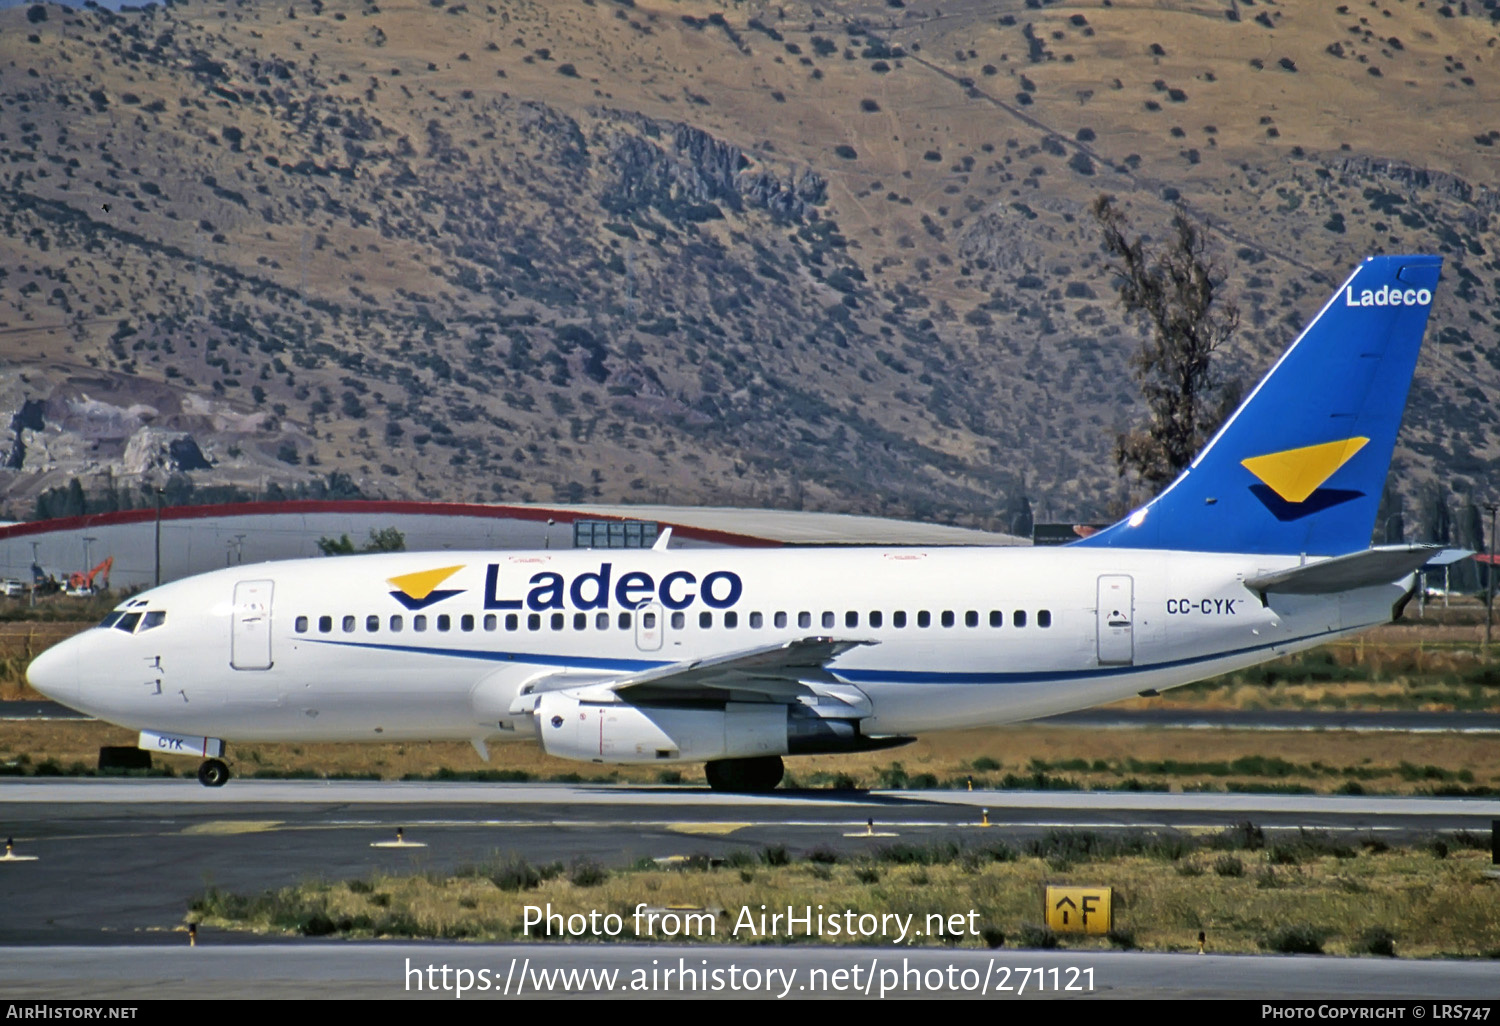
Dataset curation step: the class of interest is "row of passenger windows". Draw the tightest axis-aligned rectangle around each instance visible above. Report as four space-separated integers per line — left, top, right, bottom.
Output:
293 608 1053 635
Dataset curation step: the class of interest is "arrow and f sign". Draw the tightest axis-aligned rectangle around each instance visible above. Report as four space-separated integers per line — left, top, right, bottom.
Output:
1044 886 1113 935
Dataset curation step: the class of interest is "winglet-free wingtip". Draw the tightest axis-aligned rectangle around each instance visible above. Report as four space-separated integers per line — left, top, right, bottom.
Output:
652 527 673 552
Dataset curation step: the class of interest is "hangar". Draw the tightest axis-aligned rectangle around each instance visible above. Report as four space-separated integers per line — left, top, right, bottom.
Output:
0 500 1025 592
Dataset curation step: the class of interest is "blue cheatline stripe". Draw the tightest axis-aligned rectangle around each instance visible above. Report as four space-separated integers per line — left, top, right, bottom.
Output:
298 626 1345 686
835 629 1340 685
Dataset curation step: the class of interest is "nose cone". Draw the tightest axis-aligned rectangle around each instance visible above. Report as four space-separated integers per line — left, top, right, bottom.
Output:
27 640 79 706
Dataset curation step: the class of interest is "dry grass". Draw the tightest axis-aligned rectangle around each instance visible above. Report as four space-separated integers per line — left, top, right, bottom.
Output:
189 842 1500 958
5 718 1498 795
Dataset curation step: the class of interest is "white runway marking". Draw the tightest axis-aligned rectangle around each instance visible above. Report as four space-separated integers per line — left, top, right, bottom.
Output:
2 778 1497 817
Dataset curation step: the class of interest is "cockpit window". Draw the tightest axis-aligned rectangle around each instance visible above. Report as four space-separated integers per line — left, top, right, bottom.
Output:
115 612 142 633
138 610 167 632
98 612 124 629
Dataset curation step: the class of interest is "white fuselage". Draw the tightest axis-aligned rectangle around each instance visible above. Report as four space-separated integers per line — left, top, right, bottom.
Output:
27 546 1405 761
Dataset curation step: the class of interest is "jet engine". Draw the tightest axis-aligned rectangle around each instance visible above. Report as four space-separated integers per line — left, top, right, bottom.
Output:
532 691 911 764
535 692 786 763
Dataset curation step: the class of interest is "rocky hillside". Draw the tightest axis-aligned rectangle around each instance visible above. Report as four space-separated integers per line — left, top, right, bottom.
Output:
0 0 1497 532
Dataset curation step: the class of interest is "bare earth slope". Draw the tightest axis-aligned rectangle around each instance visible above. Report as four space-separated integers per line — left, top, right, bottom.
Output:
0 0 1496 528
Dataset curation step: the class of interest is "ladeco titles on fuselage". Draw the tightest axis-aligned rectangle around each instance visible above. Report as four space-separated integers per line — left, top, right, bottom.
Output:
387 562 746 614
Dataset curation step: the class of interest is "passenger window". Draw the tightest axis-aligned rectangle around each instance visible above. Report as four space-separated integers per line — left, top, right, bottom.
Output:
414 615 428 632
798 611 811 629
550 613 565 631
437 614 451 632
574 613 587 631
893 611 907 628
671 611 685 629
505 614 519 631
1038 610 1052 628
724 611 738 628
294 616 308 633
642 612 656 629
366 615 380 633
618 612 631 630
1013 610 1027 628
989 610 1003 628
941 611 955 628
342 615 356 633
390 615 404 632
821 611 835 629
750 612 764 629
699 611 712 629
869 611 883 628
116 612 142 633
461 614 474 632
527 613 541 631
844 611 856 628
774 611 787 629
484 614 497 631
596 612 610 630
965 610 978 628
917 611 931 628
318 616 332 633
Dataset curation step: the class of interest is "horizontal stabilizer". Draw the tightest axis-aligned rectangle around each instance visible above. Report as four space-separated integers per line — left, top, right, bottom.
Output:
1242 545 1441 600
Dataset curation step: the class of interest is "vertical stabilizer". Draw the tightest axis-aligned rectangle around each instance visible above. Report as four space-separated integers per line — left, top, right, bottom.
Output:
1075 254 1441 556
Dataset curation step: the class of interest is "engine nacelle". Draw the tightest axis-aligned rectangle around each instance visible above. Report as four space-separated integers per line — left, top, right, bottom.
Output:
535 692 788 764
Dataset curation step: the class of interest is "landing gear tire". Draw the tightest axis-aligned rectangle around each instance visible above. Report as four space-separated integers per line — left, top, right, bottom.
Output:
197 758 231 788
704 755 783 792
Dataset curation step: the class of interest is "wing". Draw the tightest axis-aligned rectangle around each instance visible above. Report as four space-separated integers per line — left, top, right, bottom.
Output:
610 635 875 699
513 636 876 707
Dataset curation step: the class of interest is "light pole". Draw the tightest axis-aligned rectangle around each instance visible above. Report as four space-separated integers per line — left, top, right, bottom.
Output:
153 486 164 587
1383 513 1404 546
1485 502 1497 654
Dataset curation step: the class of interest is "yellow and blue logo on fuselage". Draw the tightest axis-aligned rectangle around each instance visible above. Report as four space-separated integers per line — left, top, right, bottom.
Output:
387 565 466 610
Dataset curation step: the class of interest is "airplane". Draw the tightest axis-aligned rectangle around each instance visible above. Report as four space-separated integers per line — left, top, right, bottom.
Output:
26 254 1444 791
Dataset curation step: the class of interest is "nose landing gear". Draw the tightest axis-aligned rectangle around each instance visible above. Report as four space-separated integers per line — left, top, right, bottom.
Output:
197 758 231 787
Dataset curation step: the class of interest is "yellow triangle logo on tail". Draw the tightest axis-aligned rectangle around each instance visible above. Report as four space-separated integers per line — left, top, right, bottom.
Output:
1240 437 1369 503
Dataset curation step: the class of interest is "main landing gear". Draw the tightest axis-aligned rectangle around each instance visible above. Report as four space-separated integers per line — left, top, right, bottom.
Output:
704 755 784 792
197 758 231 788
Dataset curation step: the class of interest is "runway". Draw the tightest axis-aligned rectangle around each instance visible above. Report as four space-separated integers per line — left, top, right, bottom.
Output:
1 779 1496 949
2 943 1497 999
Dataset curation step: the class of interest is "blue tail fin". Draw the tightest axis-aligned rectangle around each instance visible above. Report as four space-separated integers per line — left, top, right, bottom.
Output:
1074 254 1441 556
